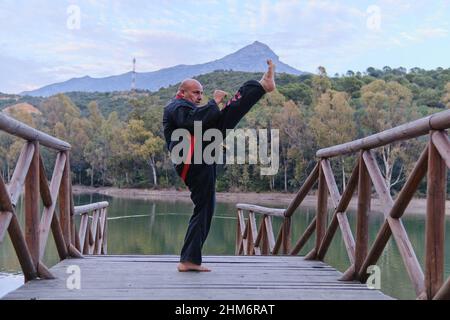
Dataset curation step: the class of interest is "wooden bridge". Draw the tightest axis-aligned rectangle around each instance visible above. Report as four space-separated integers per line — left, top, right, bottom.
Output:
1 110 449 300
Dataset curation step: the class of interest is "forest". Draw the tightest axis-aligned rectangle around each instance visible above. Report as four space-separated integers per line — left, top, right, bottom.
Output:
1 65 450 196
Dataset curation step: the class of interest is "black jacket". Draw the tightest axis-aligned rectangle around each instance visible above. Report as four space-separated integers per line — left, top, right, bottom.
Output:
163 98 221 153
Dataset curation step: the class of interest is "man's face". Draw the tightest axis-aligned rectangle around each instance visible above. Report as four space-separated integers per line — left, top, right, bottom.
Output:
182 81 203 105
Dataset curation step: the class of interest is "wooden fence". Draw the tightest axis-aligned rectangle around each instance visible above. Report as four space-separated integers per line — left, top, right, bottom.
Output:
236 109 450 300
0 112 108 282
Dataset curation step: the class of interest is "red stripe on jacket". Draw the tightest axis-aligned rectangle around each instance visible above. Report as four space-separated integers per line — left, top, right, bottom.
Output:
180 134 195 182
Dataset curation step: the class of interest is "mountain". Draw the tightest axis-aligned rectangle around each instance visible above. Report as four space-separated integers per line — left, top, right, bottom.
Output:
21 41 306 97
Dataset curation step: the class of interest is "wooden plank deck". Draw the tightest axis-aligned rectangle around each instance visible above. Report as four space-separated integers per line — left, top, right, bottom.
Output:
2 255 393 300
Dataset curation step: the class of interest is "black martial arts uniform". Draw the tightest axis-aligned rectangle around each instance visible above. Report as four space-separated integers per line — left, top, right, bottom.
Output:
163 80 266 265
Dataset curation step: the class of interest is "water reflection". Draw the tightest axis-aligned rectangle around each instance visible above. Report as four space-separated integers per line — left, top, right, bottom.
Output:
1 193 449 300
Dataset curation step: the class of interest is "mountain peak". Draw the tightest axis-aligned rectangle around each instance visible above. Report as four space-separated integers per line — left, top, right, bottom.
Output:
251 40 270 48
233 41 278 59
21 42 305 96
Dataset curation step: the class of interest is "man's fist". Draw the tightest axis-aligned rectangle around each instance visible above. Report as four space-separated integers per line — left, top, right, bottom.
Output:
213 90 228 105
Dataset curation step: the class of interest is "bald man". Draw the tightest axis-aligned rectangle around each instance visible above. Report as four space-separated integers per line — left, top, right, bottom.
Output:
163 60 276 272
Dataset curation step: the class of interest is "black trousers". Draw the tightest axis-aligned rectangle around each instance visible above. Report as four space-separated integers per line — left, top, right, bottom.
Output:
180 80 266 265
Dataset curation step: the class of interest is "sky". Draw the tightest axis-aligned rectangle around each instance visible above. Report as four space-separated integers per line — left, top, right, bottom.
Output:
0 0 450 94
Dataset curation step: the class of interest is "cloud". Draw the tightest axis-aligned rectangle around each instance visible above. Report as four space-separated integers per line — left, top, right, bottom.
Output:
417 26 449 38
390 26 449 46
119 29 221 68
51 41 100 53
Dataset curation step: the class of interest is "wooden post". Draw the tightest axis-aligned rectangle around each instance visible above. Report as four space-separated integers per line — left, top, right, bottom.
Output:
59 151 71 249
317 161 359 261
102 209 108 255
246 220 253 256
433 277 450 300
51 213 68 260
272 226 283 255
96 208 106 255
313 161 328 258
37 261 55 279
236 209 242 255
38 152 66 261
236 209 246 255
89 209 100 254
24 141 40 267
354 152 371 279
248 211 260 255
282 217 291 254
8 143 35 207
264 216 275 254
68 243 83 258
357 220 391 282
0 176 13 242
425 134 447 299
8 215 38 282
363 150 425 297
39 155 52 207
69 179 76 247
83 218 91 255
260 217 269 255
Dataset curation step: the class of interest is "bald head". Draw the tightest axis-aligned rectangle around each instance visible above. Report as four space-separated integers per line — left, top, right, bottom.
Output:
177 79 204 105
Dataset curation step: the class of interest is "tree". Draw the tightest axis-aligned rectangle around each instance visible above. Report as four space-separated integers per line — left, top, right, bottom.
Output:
40 94 89 180
245 91 286 191
366 67 383 78
309 90 356 190
278 82 313 106
273 100 310 191
360 80 414 191
84 140 106 186
383 66 392 74
442 82 450 108
312 66 332 104
123 119 164 187
84 102 106 186
102 112 128 186
333 77 364 98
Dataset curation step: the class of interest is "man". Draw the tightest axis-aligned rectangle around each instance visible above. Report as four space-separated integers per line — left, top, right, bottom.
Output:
163 60 276 272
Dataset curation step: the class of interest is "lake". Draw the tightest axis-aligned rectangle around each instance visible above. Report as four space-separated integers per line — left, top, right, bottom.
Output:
1 192 449 300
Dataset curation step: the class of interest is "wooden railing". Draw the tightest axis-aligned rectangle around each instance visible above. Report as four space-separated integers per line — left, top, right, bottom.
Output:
236 109 450 300
74 202 109 255
0 112 109 282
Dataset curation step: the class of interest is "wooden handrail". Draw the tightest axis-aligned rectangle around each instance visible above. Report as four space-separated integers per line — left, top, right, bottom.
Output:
0 113 108 283
236 204 285 216
316 109 450 158
236 110 450 300
75 201 109 215
0 112 71 151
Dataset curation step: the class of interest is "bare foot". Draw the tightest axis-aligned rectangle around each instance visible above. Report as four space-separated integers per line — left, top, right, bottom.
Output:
177 262 211 272
259 59 276 93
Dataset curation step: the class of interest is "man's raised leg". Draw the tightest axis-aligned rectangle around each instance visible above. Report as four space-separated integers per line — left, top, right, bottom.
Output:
218 59 276 134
